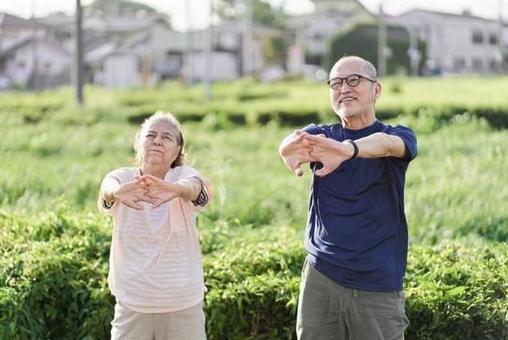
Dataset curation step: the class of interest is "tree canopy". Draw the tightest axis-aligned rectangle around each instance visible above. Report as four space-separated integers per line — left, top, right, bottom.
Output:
86 0 159 16
215 0 286 28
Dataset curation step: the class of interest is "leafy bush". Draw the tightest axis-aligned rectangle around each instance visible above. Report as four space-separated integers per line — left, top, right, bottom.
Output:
1 210 507 339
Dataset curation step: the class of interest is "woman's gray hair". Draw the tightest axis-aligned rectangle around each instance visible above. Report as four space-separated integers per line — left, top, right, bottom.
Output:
133 111 185 167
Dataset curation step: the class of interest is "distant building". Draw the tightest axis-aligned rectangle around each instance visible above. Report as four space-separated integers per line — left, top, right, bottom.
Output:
2 2 507 90
185 21 283 82
0 13 70 89
285 1 507 75
0 12 46 50
285 0 376 71
389 9 506 74
82 14 176 87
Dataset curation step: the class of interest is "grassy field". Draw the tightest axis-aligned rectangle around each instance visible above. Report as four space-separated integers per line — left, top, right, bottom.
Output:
1 77 507 339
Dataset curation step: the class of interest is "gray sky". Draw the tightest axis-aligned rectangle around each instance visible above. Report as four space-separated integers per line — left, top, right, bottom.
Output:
0 0 505 31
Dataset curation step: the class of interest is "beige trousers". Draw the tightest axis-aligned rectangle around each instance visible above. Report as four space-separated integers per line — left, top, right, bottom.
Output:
111 301 206 340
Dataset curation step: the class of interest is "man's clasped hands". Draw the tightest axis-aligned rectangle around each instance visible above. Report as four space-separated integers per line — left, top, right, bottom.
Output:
280 131 356 177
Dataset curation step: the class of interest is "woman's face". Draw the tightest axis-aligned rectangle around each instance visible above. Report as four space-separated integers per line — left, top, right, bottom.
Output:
139 120 181 167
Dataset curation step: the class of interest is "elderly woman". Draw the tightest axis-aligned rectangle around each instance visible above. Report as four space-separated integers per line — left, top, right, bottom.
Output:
98 111 212 340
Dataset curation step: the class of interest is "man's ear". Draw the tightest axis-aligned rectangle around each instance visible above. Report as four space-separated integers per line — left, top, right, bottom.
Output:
374 82 382 100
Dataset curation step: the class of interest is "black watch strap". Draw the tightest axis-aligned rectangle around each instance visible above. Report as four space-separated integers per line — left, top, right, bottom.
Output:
345 139 359 160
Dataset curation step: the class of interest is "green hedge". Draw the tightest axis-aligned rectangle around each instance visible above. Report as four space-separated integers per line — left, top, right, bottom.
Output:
2 80 508 129
1 210 507 339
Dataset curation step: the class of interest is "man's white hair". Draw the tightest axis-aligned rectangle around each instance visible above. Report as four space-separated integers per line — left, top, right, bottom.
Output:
330 56 377 79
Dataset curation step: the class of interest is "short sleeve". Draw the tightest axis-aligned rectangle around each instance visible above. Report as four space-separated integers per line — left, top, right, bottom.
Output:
97 167 136 214
174 166 212 210
106 167 135 184
303 124 328 136
386 125 417 162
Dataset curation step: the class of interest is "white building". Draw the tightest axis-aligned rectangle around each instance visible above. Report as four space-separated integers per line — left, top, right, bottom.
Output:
285 0 376 69
389 9 506 74
0 37 70 89
0 12 70 89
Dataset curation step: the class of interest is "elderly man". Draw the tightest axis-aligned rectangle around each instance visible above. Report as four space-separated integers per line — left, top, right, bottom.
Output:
279 56 417 339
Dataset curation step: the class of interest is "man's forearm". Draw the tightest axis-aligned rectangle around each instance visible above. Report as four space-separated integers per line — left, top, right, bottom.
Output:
355 132 406 159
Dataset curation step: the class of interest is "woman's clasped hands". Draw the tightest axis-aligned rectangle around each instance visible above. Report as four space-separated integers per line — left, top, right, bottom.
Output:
113 175 182 210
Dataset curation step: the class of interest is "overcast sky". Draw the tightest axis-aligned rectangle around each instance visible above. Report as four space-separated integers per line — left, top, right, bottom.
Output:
0 0 505 31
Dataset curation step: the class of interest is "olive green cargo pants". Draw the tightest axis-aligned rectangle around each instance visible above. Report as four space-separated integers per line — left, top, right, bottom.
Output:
296 257 409 340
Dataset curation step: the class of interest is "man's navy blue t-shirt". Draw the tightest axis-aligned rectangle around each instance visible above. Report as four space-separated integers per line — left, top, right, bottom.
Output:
304 120 417 292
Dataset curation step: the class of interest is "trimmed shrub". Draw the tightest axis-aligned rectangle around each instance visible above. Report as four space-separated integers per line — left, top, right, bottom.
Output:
1 210 507 339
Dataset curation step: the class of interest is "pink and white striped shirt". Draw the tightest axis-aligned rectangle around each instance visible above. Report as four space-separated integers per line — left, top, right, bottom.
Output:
99 165 211 313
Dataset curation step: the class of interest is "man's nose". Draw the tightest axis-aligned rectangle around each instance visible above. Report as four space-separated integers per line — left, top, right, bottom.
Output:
340 82 353 92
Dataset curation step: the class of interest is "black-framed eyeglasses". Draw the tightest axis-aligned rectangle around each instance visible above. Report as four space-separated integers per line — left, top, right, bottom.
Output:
327 74 376 90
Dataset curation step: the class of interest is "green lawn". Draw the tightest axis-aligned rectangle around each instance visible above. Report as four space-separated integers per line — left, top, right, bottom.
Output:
1 78 507 339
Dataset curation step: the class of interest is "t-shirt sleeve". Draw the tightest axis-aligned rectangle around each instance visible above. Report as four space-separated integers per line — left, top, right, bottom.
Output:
386 125 417 162
106 167 134 184
303 124 328 136
97 167 133 215
177 166 212 210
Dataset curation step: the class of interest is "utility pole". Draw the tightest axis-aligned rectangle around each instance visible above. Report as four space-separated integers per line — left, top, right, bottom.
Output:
203 0 213 102
75 0 84 105
242 0 253 76
184 0 193 84
498 0 504 73
30 0 38 90
408 28 420 76
377 2 387 77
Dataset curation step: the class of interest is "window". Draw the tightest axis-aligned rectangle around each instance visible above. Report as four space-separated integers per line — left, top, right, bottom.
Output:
472 30 484 44
472 58 483 71
489 33 498 45
453 57 466 71
488 58 498 71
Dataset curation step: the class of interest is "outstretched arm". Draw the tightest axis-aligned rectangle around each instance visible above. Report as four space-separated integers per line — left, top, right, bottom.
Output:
353 132 407 159
98 176 148 211
304 132 407 177
278 130 316 176
140 175 210 208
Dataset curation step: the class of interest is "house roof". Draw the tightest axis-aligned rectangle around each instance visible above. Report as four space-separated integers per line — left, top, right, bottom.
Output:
0 36 69 60
0 12 34 29
286 0 375 29
0 37 31 58
397 8 502 24
84 31 152 64
311 0 374 16
40 12 171 32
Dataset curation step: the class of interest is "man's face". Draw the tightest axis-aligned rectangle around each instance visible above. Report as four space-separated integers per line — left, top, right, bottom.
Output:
329 59 380 120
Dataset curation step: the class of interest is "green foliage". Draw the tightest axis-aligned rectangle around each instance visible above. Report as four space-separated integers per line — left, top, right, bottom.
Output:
406 243 508 339
1 210 507 339
1 78 508 338
215 0 287 28
326 24 426 75
86 0 158 16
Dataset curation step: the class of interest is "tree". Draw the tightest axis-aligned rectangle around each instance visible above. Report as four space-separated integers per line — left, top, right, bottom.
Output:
325 24 427 76
86 0 159 16
215 0 286 28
